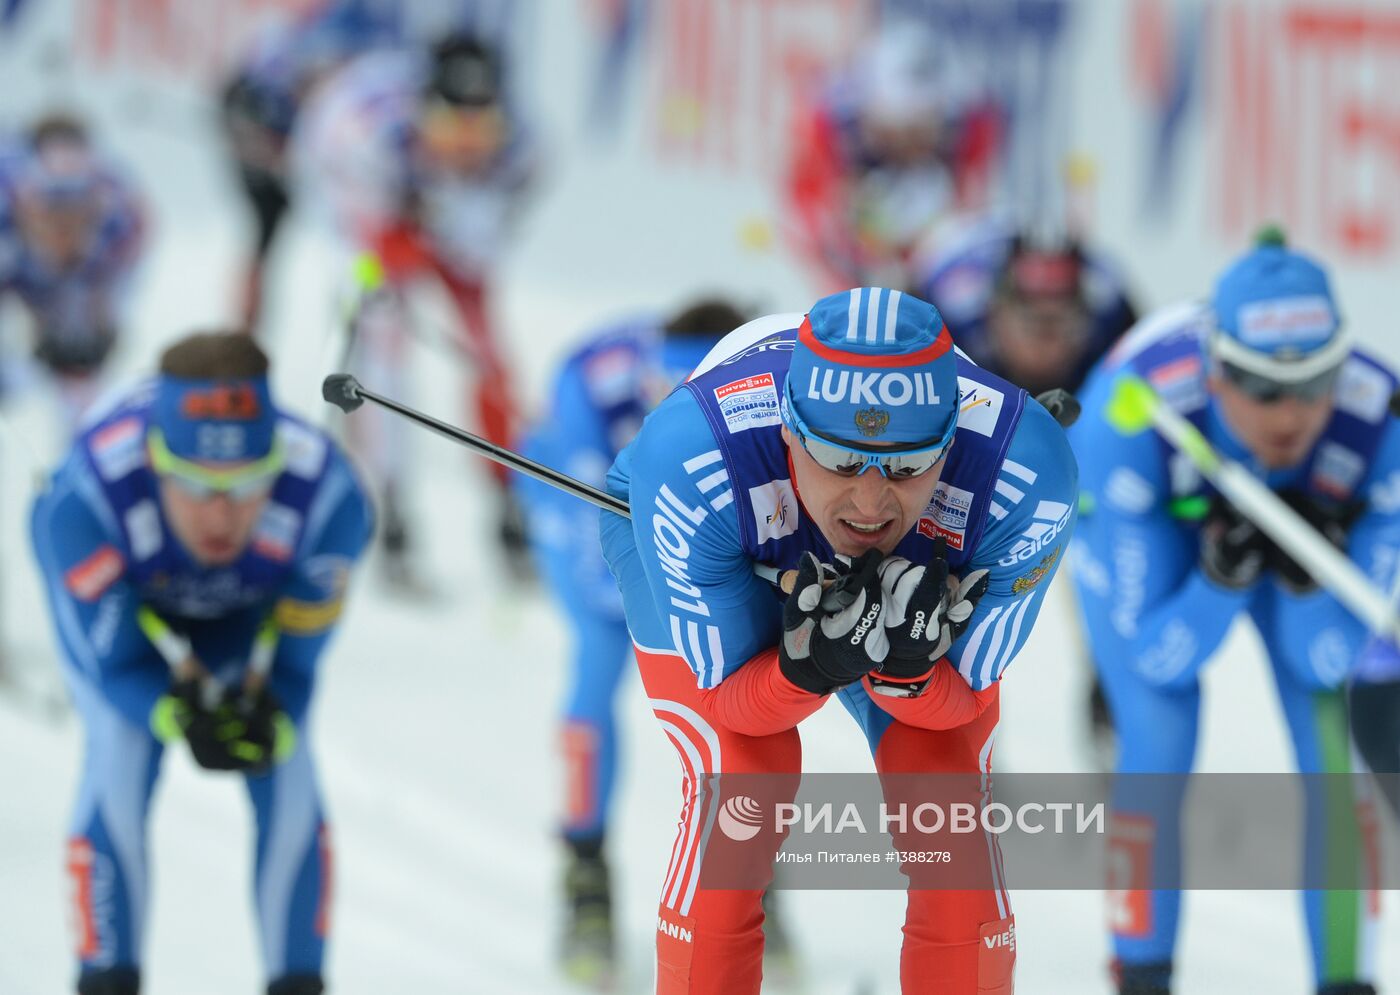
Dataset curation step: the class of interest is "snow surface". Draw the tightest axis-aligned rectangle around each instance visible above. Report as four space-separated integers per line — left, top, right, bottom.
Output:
2 3 1398 993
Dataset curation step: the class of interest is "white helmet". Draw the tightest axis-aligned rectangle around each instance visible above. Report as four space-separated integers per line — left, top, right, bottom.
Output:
856 20 956 128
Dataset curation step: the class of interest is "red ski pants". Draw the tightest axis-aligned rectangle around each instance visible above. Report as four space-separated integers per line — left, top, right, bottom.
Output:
636 644 1016 994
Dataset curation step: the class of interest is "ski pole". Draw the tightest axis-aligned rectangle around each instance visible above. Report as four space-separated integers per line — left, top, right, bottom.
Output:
137 606 278 707
323 373 628 516
1106 373 1396 637
321 373 786 587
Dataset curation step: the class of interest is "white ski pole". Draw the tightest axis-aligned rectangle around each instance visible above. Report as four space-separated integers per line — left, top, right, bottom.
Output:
1106 374 1395 637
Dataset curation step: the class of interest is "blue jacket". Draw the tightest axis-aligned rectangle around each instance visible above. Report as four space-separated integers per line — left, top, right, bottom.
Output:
1071 302 1400 690
31 381 375 725
601 313 1079 694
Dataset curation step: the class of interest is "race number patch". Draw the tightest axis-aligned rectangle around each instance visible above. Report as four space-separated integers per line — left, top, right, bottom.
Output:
714 373 781 434
917 481 974 550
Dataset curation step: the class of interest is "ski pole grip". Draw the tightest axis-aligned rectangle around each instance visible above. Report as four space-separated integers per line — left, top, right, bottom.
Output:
322 373 365 413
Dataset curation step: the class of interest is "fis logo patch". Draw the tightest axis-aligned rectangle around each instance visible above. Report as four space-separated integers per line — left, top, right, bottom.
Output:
1311 442 1365 499
956 379 1005 437
1147 355 1206 412
750 479 798 544
1334 359 1390 424
279 420 328 480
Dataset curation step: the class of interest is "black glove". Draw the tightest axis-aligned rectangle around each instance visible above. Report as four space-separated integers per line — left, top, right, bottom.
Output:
871 539 991 696
1269 490 1364 593
152 678 293 774
778 549 889 695
229 684 295 773
1199 496 1269 591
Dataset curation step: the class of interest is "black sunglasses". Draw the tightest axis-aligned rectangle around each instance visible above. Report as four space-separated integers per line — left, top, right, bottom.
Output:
1218 361 1341 404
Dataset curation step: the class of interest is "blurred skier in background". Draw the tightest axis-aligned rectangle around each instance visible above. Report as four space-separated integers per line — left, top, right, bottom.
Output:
1071 231 1393 995
293 30 538 589
912 219 1138 398
519 297 813 988
30 331 374 995
219 0 400 331
913 218 1139 759
0 113 145 433
785 19 1002 292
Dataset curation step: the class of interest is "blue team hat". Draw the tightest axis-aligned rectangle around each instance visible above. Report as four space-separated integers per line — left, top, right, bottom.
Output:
785 287 959 446
151 375 279 462
1210 235 1348 382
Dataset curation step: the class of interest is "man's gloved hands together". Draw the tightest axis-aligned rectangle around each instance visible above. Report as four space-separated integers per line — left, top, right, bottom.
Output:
151 676 296 774
778 540 990 697
1199 492 1362 593
872 538 989 696
779 550 889 695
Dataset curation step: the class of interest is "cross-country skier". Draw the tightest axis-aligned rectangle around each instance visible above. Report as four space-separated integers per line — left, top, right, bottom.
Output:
601 287 1078 993
1070 231 1392 994
292 29 537 585
219 0 399 330
30 331 374 995
786 22 1002 291
912 217 1139 758
0 113 145 431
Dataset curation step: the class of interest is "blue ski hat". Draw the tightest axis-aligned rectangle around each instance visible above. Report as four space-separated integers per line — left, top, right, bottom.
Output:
152 375 279 462
784 287 959 446
1210 231 1347 381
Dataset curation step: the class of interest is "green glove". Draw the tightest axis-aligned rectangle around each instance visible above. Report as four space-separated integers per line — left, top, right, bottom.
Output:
151 678 296 773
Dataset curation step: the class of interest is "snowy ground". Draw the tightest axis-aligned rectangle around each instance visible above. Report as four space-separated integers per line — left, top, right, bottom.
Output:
3 7 1400 993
